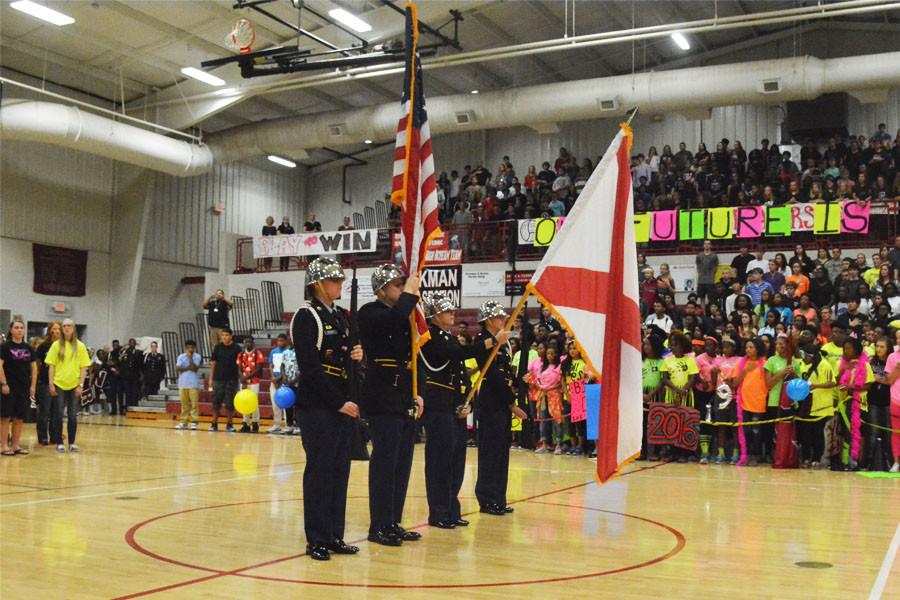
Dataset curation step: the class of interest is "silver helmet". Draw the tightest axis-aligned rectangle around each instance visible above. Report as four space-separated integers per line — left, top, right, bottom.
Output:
305 257 346 287
424 292 455 318
371 263 405 294
477 300 507 322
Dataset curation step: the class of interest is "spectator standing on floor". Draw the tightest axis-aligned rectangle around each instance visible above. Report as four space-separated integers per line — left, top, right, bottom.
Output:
0 319 36 456
696 240 719 305
119 338 143 410
33 321 61 445
208 327 241 432
268 334 288 433
142 341 166 399
237 338 263 433
204 290 233 355
174 340 202 430
45 319 91 453
108 339 124 415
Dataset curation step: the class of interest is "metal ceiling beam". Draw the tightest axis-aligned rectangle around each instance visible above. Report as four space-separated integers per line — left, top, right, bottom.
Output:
525 0 617 77
469 11 568 83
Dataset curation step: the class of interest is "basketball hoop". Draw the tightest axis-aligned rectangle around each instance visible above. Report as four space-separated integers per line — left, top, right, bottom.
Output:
225 18 256 54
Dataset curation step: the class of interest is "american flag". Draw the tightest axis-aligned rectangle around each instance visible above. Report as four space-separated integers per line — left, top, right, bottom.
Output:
391 1 440 343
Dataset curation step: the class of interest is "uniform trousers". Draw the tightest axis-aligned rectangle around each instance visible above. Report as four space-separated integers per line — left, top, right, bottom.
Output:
298 408 353 545
475 409 511 508
367 413 416 533
422 411 468 522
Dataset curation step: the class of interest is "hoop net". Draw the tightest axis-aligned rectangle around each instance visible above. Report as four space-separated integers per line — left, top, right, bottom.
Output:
225 18 256 54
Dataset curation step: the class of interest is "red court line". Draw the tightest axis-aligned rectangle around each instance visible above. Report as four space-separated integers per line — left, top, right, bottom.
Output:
114 462 670 598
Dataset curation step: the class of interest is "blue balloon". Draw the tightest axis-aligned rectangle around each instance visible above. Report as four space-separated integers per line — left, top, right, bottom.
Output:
785 378 810 402
274 385 296 409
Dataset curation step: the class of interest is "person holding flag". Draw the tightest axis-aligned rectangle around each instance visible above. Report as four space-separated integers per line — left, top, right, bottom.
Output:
358 265 423 546
474 301 529 515
419 292 509 528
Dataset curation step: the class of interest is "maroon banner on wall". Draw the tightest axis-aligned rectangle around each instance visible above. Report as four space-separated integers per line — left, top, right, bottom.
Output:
33 244 87 297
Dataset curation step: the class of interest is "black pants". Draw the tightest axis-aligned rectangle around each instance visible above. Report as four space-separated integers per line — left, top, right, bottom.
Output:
298 408 353 545
475 410 511 508
143 378 162 398
123 377 141 407
798 418 826 462
108 377 124 415
423 411 467 522
865 404 892 470
367 414 416 533
762 406 779 458
36 382 51 443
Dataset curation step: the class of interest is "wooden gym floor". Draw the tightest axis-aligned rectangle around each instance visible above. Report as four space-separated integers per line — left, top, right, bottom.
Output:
1 416 898 599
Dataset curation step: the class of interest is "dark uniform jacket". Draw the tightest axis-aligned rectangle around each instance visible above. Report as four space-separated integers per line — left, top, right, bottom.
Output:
418 324 482 413
358 292 418 416
290 298 351 412
143 352 166 382
474 329 515 413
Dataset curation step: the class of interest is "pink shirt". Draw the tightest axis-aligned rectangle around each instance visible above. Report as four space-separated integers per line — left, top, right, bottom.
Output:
886 351 900 406
717 356 741 387
537 363 562 391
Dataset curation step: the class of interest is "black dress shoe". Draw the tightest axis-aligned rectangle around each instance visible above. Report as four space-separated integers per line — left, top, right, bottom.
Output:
502 506 514 513
306 544 330 561
428 520 456 529
479 504 506 516
325 539 359 554
454 518 469 527
392 524 422 541
368 529 403 546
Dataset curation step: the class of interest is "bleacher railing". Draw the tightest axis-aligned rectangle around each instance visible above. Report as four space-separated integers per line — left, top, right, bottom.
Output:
234 200 898 273
160 331 180 385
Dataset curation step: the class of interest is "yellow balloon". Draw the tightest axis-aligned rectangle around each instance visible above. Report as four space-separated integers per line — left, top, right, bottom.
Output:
234 388 259 415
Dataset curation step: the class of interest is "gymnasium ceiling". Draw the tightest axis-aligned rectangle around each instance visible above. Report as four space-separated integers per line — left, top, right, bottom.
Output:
2 0 900 167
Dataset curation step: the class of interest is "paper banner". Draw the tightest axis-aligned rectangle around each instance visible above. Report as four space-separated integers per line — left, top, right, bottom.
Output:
646 402 700 451
634 213 651 243
813 202 841 235
585 384 601 441
533 217 561 247
650 210 677 241
669 264 697 292
764 206 791 237
733 206 764 238
706 207 734 239
790 203 816 232
679 209 706 240
569 380 587 422
840 200 870 234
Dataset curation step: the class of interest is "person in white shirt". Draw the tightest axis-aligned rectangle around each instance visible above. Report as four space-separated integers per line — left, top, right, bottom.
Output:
746 249 768 275
644 301 673 334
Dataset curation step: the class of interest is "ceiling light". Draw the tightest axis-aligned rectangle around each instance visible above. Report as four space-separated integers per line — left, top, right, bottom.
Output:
268 155 297 168
364 139 373 144
328 8 372 33
180 67 225 87
671 32 690 51
471 89 479 94
10 0 75 26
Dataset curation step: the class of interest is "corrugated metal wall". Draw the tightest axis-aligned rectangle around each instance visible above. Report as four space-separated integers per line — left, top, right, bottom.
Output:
849 87 900 141
143 162 304 269
1 141 114 252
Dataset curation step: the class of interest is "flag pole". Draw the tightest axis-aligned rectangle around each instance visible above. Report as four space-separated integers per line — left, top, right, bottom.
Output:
410 312 418 405
464 289 532 407
624 106 639 126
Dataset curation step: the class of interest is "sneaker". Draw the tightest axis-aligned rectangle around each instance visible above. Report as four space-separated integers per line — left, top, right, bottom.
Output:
209 423 218 432
174 423 186 430
57 444 66 453
676 456 688 463
811 461 821 469
226 424 236 433
699 455 709 465
890 463 900 473
280 427 293 435
714 454 726 465
239 423 251 433
535 446 549 454
251 422 259 433
571 447 584 456
190 422 198 430
267 425 282 434
69 444 79 453
730 454 739 465
292 426 302 435
553 446 563 455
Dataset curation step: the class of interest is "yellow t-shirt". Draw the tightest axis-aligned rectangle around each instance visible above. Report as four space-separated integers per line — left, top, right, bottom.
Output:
44 340 91 391
820 342 843 373
661 354 699 406
797 360 836 417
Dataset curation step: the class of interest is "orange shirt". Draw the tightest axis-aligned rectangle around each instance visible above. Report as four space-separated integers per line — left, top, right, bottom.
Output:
786 274 810 296
736 360 768 414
